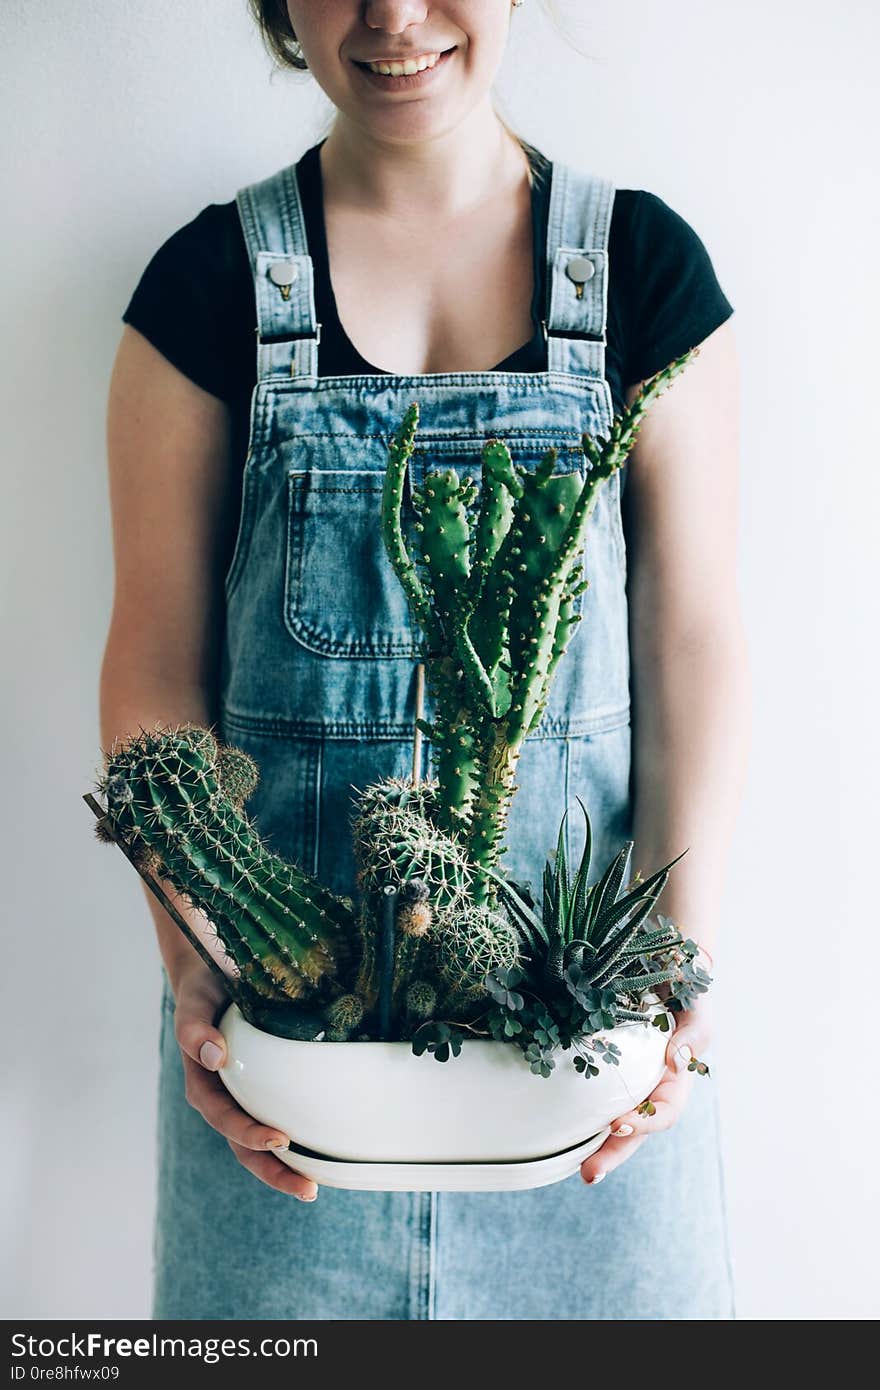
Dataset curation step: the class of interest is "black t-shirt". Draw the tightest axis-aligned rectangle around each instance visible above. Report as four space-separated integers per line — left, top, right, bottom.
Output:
122 139 734 475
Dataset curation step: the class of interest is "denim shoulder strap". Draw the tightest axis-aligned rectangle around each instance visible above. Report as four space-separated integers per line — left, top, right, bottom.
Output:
235 160 320 384
235 153 615 388
544 161 615 380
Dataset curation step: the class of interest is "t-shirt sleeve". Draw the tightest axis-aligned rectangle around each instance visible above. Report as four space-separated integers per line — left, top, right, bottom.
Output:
622 190 734 385
121 202 254 402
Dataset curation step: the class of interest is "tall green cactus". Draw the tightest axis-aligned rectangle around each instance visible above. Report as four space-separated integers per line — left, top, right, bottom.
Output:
381 348 698 899
97 724 356 1013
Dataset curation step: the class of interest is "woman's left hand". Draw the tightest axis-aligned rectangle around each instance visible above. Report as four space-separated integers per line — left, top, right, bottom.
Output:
579 997 713 1186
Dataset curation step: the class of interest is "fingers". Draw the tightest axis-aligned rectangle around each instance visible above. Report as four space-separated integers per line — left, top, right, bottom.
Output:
580 1072 691 1183
173 972 231 1073
606 1069 694 1139
179 1051 282 1144
580 1130 648 1184
180 1054 319 1198
168 967 320 1199
580 1003 715 1187
227 1139 319 1202
663 1005 712 1078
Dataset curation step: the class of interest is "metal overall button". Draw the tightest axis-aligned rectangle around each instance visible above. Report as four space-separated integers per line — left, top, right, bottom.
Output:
268 260 299 300
565 255 595 300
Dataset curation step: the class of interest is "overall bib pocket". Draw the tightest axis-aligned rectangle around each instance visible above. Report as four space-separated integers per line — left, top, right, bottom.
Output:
284 469 421 658
282 434 597 661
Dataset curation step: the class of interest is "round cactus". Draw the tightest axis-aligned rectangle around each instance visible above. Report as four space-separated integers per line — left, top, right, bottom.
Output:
434 903 521 1005
215 744 260 809
405 980 437 1022
323 993 366 1041
398 900 432 937
352 776 475 914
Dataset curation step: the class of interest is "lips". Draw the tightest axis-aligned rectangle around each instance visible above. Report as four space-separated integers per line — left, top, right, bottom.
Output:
352 46 457 91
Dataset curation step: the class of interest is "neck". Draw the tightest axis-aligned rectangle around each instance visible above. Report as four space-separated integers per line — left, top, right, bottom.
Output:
319 105 530 222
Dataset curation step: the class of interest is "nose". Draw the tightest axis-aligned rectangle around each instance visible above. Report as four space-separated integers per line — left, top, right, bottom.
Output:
363 1 430 35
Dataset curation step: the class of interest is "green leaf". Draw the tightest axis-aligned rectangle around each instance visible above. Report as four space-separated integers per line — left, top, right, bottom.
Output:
568 797 593 931
585 840 634 942
573 1054 599 1079
482 864 549 949
619 927 681 957
607 966 680 995
588 893 662 981
554 808 572 936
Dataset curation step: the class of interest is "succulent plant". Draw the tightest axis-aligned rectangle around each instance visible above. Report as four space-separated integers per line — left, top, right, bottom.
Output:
404 979 438 1029
351 777 475 909
484 797 687 1006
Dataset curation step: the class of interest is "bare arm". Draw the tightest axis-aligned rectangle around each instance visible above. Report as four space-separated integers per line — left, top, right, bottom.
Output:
100 325 238 987
624 318 751 961
99 327 317 1198
580 318 750 1184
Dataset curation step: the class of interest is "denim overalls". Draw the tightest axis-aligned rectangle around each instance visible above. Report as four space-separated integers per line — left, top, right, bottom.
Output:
153 146 735 1320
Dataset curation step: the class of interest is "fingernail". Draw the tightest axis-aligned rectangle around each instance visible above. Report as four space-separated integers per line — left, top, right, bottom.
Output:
296 1192 318 1202
266 1136 290 1149
584 1171 606 1185
199 1040 224 1069
674 1042 693 1072
612 1124 634 1137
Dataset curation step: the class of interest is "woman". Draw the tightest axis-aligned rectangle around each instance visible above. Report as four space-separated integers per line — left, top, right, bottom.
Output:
102 0 748 1319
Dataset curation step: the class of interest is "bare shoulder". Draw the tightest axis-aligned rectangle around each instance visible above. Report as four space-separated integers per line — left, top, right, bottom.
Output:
621 319 742 634
108 325 230 461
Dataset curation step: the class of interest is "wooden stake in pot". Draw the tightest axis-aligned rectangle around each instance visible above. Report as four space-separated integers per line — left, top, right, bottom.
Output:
411 660 425 787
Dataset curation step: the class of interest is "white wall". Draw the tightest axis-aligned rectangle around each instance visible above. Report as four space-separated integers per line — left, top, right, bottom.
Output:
2 0 877 1320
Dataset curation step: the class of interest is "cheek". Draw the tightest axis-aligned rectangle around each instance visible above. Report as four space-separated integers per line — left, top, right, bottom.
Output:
460 22 510 78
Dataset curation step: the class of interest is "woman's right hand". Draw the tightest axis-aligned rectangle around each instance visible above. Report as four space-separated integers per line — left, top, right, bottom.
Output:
167 959 319 1202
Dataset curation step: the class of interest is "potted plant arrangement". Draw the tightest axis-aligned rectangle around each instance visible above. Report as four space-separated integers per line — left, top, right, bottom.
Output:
86 347 712 1192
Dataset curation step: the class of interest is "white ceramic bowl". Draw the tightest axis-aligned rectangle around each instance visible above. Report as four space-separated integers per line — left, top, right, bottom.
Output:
218 1001 671 1164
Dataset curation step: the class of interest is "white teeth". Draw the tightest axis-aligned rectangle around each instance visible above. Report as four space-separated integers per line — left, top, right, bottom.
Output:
366 52 441 77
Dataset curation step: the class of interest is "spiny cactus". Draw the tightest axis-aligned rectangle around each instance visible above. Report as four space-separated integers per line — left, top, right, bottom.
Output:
381 348 698 899
96 724 357 1018
404 979 437 1024
433 902 521 1009
323 993 365 1041
351 777 474 906
350 776 479 1010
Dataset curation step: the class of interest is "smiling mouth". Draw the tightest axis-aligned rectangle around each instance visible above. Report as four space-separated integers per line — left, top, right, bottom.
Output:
353 46 457 76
